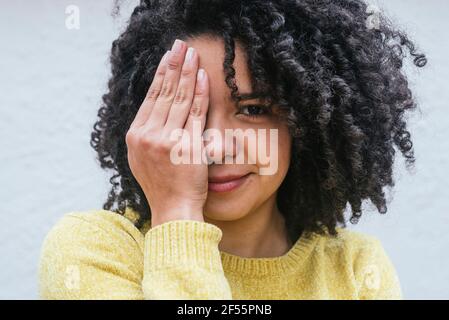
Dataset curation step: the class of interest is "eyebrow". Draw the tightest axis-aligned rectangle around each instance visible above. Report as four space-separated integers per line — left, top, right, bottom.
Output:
237 91 271 101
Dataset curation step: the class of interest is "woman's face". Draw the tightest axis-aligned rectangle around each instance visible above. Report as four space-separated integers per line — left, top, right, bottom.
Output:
184 35 292 221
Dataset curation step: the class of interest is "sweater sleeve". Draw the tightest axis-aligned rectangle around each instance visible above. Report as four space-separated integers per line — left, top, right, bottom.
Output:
38 212 146 299
353 237 403 300
143 219 233 299
38 211 233 300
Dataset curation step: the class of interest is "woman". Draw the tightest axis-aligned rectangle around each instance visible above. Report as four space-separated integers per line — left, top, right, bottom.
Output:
38 0 427 299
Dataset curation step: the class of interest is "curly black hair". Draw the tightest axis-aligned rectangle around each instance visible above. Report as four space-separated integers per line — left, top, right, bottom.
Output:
90 0 427 243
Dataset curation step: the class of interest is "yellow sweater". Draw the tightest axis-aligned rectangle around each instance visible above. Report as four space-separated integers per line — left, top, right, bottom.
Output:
38 207 402 300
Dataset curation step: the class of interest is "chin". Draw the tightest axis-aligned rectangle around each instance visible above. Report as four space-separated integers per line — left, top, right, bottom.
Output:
203 200 253 222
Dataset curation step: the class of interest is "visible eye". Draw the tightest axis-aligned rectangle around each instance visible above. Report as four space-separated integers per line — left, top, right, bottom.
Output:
236 104 272 119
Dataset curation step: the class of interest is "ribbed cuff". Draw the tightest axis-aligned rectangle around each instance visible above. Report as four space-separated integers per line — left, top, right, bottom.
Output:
144 219 224 273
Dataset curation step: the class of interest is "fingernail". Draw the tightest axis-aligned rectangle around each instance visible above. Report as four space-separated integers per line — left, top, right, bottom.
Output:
197 68 205 81
172 39 183 53
186 47 195 62
162 50 170 63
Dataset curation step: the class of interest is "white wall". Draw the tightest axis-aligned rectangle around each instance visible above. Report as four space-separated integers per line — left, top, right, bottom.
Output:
0 0 447 299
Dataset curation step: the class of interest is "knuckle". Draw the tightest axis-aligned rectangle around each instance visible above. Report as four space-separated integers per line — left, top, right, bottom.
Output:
180 67 193 77
153 138 173 153
189 100 202 116
167 57 179 70
173 87 188 104
159 82 175 98
139 134 155 149
146 87 160 101
125 129 136 146
155 68 166 77
195 84 205 96
194 88 205 98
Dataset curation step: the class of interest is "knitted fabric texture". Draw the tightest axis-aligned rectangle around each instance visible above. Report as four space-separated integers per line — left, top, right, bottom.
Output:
38 208 402 299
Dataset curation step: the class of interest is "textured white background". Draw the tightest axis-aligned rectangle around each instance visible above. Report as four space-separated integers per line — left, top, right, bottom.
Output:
0 0 448 299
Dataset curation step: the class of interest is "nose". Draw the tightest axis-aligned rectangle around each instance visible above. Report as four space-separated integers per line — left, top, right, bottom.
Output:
203 112 239 165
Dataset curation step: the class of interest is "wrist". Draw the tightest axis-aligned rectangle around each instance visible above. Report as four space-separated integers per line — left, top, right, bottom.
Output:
150 206 204 228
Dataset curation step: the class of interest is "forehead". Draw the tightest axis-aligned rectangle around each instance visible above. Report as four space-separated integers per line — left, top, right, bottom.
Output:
184 35 254 104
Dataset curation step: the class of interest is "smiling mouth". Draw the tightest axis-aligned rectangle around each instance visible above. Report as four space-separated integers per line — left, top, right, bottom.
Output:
208 173 252 193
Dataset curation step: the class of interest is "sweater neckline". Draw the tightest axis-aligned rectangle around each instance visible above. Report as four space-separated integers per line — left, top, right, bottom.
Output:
219 231 319 276
123 206 320 276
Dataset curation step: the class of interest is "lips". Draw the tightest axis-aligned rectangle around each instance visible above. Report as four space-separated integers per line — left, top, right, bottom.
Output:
208 173 250 183
208 173 252 192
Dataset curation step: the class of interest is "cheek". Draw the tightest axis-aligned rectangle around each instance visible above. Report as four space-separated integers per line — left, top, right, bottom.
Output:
256 125 291 199
248 122 291 176
278 125 292 170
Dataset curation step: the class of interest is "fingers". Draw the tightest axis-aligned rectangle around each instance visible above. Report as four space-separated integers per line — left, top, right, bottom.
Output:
184 68 209 136
130 50 170 129
144 39 187 131
163 46 199 134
